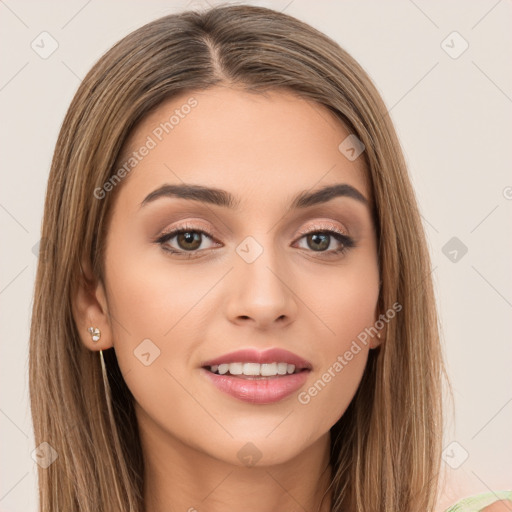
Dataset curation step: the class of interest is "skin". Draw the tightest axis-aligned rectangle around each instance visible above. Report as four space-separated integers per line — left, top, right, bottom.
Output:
482 502 512 512
74 86 384 512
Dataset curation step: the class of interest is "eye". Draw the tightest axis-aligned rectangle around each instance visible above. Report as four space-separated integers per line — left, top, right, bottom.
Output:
154 223 356 258
293 225 355 257
155 223 219 257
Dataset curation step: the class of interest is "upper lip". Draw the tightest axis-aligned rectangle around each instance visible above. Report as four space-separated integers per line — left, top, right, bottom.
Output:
201 348 313 370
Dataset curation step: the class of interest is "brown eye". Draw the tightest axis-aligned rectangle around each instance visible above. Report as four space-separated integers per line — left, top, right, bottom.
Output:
294 227 356 257
155 224 219 256
306 233 330 251
176 231 202 251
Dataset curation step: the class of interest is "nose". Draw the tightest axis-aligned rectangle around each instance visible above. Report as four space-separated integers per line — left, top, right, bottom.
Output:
223 241 298 330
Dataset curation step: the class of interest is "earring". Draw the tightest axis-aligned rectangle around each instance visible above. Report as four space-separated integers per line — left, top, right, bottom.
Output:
377 332 381 339
88 326 101 342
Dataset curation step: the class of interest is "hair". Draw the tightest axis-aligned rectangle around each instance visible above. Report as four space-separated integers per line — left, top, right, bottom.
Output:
29 3 452 511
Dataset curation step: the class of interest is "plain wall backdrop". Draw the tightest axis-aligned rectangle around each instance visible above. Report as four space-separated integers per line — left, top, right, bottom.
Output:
0 0 511 510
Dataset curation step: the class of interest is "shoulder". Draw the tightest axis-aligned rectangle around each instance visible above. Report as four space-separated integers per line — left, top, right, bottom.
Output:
443 490 512 512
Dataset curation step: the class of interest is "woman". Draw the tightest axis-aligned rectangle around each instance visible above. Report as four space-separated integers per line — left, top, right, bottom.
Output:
28 4 511 511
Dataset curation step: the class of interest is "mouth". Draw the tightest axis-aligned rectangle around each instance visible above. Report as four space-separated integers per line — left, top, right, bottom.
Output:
199 348 312 404
203 362 309 379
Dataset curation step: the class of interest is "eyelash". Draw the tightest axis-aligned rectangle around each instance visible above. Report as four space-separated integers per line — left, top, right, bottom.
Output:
154 223 356 259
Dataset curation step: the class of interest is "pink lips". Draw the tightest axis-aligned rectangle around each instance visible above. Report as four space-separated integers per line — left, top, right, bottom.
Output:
201 348 312 370
200 348 312 404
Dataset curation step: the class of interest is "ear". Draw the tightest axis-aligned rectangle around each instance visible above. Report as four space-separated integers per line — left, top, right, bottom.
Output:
72 260 114 352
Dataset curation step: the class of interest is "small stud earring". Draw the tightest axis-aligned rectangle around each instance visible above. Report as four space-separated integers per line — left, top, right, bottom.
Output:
88 327 101 342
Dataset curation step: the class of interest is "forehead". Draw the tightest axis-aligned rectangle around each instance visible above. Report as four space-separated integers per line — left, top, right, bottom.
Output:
114 86 371 210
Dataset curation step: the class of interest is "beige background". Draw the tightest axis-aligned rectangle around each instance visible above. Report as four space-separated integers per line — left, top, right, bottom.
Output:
0 1 511 510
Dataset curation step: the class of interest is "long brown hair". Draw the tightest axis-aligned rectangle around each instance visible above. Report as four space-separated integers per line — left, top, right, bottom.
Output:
29 4 452 511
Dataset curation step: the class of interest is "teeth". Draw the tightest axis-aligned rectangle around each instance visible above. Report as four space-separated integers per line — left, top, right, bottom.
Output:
243 362 261 376
261 362 277 376
229 362 243 375
277 362 288 375
218 364 229 375
209 362 298 376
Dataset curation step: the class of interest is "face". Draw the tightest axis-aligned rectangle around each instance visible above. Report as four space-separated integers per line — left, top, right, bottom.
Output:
90 86 381 467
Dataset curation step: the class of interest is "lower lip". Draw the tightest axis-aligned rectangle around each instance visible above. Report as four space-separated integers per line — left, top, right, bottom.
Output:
200 368 310 404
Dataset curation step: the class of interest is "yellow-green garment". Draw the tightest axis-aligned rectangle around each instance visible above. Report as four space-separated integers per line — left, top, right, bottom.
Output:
444 490 512 511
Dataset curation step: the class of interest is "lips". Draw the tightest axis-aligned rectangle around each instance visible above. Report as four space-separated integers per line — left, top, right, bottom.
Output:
200 348 313 370
201 368 310 404
199 348 312 404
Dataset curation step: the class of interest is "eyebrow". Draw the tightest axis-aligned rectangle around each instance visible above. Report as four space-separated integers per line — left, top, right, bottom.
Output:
140 182 369 210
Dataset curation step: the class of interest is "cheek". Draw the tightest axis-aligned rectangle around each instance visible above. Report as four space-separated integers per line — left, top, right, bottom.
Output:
104 243 215 342
101 241 227 409
294 305 376 439
102 250 209 438
293 256 379 429
299 251 380 354
330 281 380 346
